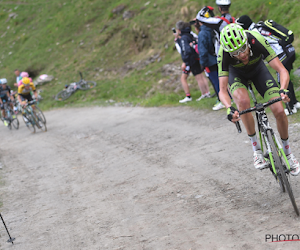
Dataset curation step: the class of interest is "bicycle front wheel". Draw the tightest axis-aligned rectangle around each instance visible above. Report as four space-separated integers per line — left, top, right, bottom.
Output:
55 89 72 101
35 106 46 124
265 131 285 192
22 114 35 133
78 80 96 90
33 110 47 132
267 130 299 216
11 117 19 129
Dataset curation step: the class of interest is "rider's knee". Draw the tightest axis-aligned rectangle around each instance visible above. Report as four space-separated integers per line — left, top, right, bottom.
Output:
273 108 286 119
235 97 250 110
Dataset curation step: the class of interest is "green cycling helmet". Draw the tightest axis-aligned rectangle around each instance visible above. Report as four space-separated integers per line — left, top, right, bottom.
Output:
220 23 247 53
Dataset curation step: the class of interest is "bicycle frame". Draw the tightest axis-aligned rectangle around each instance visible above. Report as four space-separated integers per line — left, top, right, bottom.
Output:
23 102 39 127
237 85 299 215
246 84 291 175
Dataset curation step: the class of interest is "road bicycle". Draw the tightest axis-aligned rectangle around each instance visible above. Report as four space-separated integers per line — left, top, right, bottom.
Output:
236 83 299 216
55 72 96 101
22 100 47 133
0 100 19 130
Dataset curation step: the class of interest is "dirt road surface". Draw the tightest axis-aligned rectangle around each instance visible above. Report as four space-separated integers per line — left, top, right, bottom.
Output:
0 106 300 250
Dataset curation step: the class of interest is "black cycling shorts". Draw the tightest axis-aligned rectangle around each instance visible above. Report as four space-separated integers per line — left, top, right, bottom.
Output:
19 94 33 102
228 60 280 101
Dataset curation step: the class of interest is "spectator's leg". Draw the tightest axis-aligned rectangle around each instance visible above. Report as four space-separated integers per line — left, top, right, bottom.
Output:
181 73 190 96
195 73 209 95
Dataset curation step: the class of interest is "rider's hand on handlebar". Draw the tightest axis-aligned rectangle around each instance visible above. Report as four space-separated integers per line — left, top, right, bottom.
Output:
279 89 290 103
21 101 27 106
227 106 241 123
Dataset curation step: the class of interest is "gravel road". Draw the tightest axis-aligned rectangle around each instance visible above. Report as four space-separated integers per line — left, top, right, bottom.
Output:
0 106 300 249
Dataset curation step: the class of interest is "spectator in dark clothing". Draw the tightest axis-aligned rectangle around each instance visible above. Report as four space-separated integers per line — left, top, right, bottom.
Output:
196 6 225 110
175 21 210 103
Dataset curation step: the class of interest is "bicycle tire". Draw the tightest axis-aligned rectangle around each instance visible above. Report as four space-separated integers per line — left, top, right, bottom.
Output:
11 117 19 129
33 110 47 132
7 120 12 130
7 106 19 130
264 131 285 192
35 106 46 124
78 80 96 90
267 130 299 216
55 89 72 101
22 114 35 133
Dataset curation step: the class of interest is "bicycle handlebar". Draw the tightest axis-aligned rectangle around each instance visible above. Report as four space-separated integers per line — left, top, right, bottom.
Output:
239 97 282 116
235 97 283 133
23 100 37 107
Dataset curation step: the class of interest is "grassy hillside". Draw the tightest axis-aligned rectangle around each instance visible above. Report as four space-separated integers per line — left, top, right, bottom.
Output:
0 0 300 113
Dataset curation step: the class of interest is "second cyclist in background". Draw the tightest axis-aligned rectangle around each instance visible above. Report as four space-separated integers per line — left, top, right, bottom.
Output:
18 77 39 108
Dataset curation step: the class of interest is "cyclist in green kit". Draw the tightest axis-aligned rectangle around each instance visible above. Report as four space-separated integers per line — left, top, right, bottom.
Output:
217 23 300 175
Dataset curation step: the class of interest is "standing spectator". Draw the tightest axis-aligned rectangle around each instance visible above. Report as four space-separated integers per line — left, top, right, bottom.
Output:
14 69 22 87
175 21 211 103
196 6 225 110
236 15 300 115
196 0 234 55
173 24 200 103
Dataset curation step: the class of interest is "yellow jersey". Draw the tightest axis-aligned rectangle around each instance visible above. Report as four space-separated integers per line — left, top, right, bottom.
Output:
18 83 36 95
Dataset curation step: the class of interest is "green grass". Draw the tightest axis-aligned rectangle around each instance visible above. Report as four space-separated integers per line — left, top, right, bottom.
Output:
0 0 299 122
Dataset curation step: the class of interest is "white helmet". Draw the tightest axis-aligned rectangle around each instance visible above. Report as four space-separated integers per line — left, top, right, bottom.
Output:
0 78 7 84
216 0 231 6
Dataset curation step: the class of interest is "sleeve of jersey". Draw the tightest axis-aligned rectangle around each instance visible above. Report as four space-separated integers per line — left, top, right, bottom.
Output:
217 48 229 77
249 31 277 62
30 83 36 91
17 86 22 95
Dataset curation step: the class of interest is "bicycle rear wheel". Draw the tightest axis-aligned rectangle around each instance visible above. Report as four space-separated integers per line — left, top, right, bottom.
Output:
55 90 72 101
267 130 299 216
78 80 96 90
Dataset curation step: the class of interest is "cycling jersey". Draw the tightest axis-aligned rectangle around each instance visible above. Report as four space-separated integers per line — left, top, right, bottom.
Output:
18 82 36 96
218 30 277 77
218 30 279 101
0 85 11 98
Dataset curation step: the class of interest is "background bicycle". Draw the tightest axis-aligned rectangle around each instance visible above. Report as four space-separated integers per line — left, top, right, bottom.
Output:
55 72 96 101
22 100 46 133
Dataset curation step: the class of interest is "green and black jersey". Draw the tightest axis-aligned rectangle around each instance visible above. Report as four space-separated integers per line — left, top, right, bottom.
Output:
218 30 277 77
218 30 281 101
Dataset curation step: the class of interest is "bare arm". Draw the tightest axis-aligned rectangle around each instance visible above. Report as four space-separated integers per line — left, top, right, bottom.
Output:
218 76 232 108
269 57 289 90
34 91 38 100
18 95 23 105
268 57 290 102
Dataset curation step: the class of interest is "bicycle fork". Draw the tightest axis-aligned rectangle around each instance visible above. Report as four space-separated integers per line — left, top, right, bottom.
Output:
262 129 291 175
